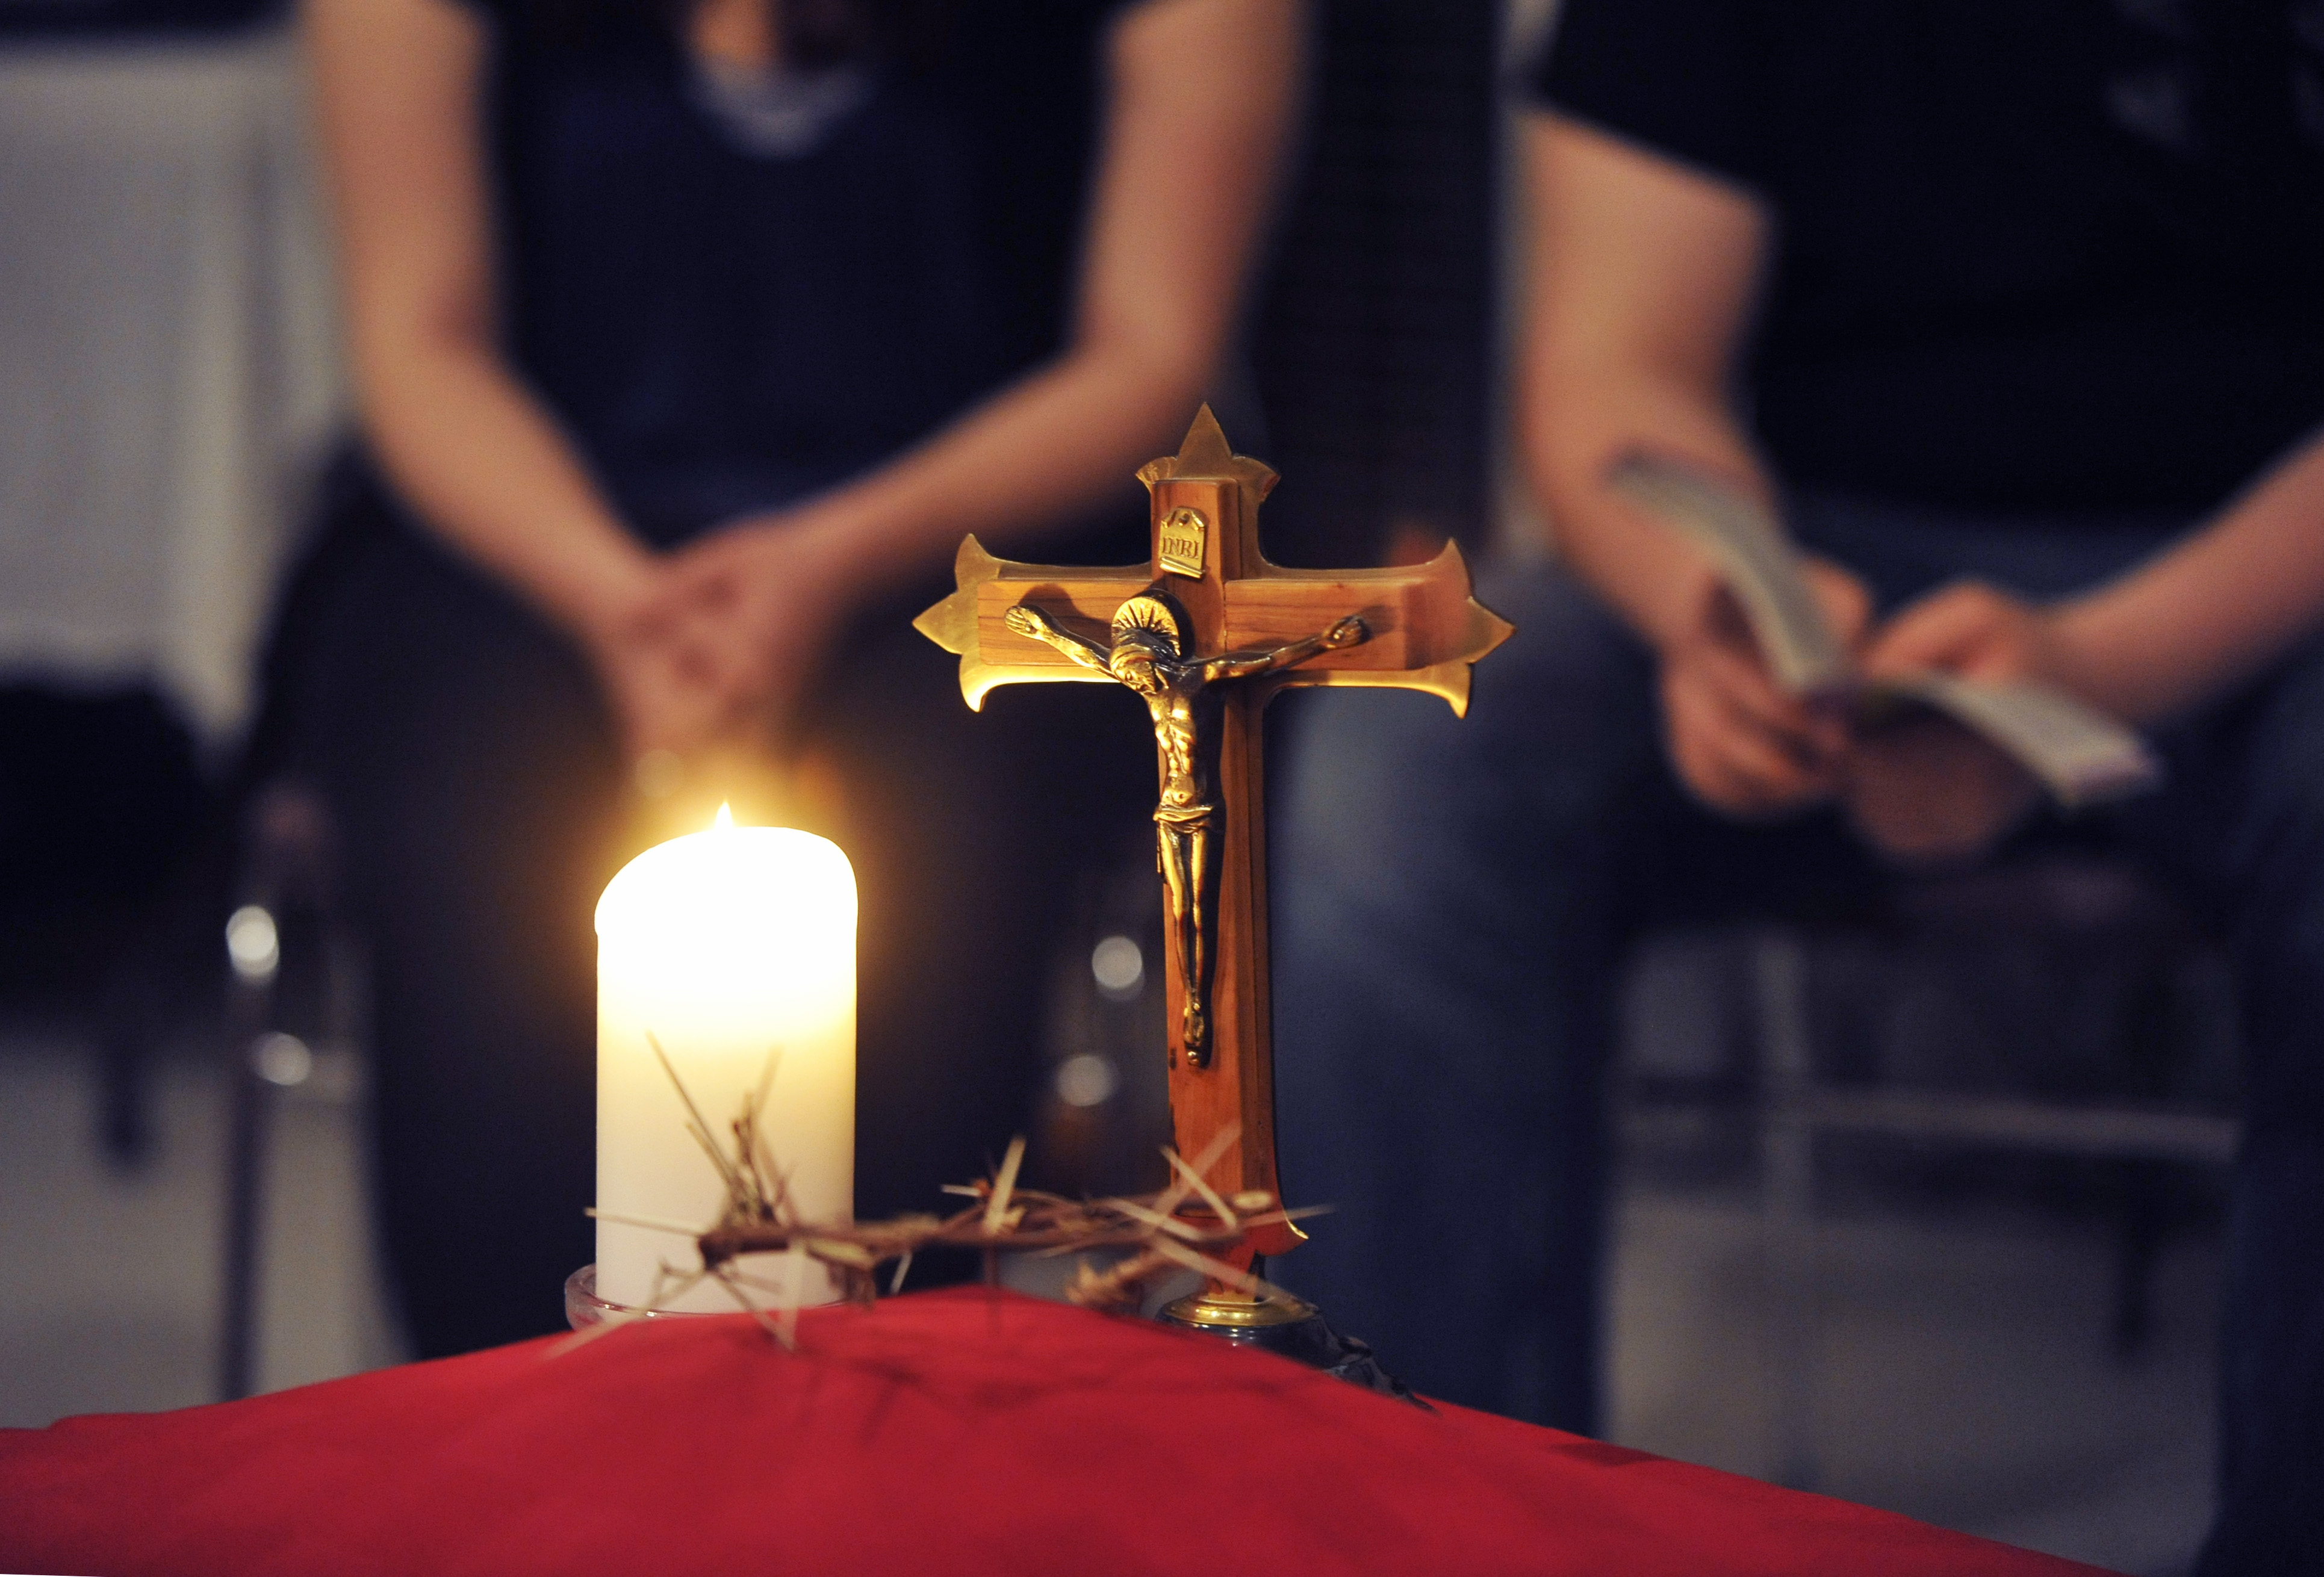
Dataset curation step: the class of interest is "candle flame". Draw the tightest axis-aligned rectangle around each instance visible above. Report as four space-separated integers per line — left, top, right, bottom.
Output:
714 802 735 830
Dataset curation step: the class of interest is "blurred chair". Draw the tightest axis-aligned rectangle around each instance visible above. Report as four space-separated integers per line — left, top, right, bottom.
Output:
216 781 368 1400
1624 855 2239 1492
0 19 351 1392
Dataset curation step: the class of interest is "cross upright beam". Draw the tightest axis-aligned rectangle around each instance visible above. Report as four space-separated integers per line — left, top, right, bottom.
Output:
917 408 1511 1257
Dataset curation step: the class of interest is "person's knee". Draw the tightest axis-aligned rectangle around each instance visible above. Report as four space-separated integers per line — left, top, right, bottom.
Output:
1468 555 1654 715
2191 645 2324 1120
1280 561 1651 864
1273 562 1653 1006
2228 646 2324 911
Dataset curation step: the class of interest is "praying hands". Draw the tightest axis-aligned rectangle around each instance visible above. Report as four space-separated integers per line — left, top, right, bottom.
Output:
577 502 873 770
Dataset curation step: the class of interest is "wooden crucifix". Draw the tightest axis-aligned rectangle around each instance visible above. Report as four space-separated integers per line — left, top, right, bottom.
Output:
915 407 1511 1259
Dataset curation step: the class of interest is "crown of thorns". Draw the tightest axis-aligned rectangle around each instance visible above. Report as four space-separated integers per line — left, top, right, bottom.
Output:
565 1038 1318 1354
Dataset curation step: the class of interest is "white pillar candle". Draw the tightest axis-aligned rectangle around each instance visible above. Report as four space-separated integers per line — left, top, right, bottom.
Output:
595 806 856 1311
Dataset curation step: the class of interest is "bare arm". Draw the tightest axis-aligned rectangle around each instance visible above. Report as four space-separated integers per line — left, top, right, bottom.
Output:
1520 115 1774 647
1845 423 2324 864
1203 615 1366 681
2045 429 2324 723
1844 423 2324 865
1004 605 1114 674
1518 113 1864 814
307 0 737 760
306 0 654 646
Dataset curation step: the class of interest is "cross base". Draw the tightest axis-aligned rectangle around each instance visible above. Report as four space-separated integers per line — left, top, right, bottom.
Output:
1158 1286 1426 1407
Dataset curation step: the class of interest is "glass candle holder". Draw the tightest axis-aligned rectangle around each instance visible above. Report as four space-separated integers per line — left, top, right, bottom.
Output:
564 1263 728 1330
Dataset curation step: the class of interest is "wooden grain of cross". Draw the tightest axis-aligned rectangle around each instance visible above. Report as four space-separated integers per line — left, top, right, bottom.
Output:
916 408 1511 1262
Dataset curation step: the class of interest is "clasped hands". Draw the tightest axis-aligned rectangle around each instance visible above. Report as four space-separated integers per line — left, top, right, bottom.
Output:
1658 558 2075 867
582 510 859 776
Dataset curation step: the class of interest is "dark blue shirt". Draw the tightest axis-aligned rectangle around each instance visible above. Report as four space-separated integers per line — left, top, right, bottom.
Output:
469 0 1136 545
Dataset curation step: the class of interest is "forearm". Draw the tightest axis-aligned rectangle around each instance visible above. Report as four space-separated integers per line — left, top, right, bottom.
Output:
2049 428 2324 724
1523 368 1770 652
1208 642 1316 683
358 339 653 642
311 0 653 647
1257 635 1328 675
1517 112 1776 655
776 343 1208 599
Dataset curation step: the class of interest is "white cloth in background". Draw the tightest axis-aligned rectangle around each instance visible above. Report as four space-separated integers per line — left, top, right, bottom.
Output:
0 26 343 753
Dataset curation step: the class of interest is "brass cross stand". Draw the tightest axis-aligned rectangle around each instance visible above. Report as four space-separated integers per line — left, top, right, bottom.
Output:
916 408 1510 1375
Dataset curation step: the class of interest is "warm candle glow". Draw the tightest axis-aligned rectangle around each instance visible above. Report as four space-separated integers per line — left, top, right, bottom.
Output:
594 810 856 1310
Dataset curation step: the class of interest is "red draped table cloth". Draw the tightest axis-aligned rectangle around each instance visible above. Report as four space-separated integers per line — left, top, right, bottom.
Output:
0 1289 2104 1575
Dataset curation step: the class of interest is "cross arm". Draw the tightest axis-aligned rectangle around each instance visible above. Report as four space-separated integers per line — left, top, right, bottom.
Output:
913 538 1154 710
1221 541 1515 716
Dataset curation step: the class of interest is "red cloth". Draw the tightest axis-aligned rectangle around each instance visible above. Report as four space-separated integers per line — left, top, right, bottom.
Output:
0 1289 2104 1576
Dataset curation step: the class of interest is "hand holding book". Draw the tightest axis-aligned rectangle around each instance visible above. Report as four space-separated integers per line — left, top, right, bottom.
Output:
1650 547 1864 819
1609 455 2163 820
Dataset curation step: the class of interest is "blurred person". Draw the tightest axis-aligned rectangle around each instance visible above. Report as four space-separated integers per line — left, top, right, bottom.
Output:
281 0 1301 1357
1274 4 2324 1566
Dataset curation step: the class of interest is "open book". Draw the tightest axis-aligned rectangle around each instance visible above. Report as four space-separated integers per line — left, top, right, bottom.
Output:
1608 455 2162 808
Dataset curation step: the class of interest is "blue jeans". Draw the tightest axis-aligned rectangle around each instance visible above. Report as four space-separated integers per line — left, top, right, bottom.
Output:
1272 495 2324 1574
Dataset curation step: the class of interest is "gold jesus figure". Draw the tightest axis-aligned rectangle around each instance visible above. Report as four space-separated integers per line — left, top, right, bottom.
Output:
1004 587 1367 1063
